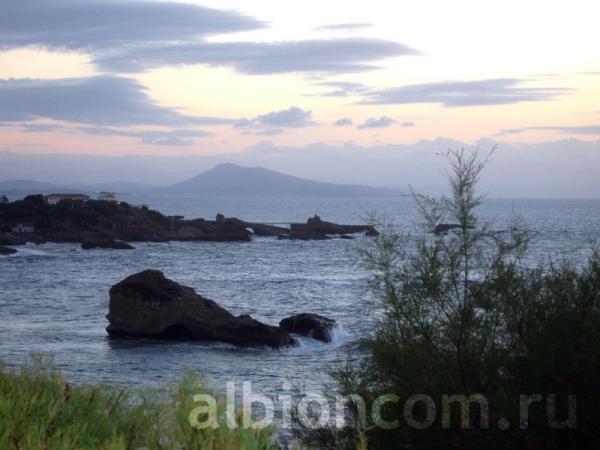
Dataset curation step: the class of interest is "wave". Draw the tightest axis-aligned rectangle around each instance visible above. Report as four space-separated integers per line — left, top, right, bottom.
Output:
287 323 352 354
1 245 50 257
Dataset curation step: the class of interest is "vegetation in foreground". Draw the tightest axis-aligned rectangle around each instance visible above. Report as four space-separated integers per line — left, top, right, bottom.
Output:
300 149 600 449
0 360 277 450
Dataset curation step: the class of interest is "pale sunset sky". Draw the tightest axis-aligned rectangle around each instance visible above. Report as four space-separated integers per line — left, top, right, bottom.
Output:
0 0 599 156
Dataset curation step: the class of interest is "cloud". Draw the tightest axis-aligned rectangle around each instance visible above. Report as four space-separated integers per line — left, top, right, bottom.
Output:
17 122 211 145
314 81 371 97
78 127 212 145
362 79 569 107
334 118 353 126
240 128 283 136
402 121 415 127
313 23 373 32
0 76 232 127
20 123 64 133
495 128 527 136
254 128 283 136
536 125 600 135
496 125 600 136
95 38 417 74
75 127 211 139
2 1 416 75
235 107 316 129
358 117 396 129
140 136 193 146
0 0 264 52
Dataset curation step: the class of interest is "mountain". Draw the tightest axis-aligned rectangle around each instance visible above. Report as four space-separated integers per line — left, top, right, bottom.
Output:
162 163 397 196
74 181 154 193
0 180 61 194
0 164 398 198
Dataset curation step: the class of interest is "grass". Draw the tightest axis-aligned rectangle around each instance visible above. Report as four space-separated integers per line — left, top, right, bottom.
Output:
0 358 278 450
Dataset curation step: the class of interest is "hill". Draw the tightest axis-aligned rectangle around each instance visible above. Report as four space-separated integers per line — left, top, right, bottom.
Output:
163 163 396 196
0 180 61 194
0 180 152 196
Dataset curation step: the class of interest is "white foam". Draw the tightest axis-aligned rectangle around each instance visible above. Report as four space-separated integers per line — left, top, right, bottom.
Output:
286 323 352 354
2 245 49 257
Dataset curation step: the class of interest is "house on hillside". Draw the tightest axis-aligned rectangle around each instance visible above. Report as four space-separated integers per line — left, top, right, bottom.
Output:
98 192 117 202
45 193 90 205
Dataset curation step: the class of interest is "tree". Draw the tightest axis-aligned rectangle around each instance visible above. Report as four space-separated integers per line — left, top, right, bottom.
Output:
307 149 600 450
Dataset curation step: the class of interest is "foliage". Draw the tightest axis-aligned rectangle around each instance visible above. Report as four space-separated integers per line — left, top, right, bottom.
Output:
311 149 600 449
0 359 277 450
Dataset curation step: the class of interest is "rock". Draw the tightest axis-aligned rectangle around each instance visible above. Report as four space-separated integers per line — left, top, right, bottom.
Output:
434 223 461 234
106 270 296 349
286 215 378 240
225 218 289 237
365 227 379 237
175 218 252 242
0 245 17 255
279 313 337 343
81 239 135 250
0 235 28 246
433 223 474 234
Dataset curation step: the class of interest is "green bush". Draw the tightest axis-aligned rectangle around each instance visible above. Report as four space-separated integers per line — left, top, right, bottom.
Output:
0 359 278 450
309 149 600 450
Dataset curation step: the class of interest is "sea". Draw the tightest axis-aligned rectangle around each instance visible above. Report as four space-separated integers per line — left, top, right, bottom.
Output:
1 195 599 407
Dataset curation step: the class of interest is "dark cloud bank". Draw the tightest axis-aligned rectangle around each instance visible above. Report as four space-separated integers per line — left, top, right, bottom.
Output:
2 0 415 75
363 79 569 106
0 76 229 127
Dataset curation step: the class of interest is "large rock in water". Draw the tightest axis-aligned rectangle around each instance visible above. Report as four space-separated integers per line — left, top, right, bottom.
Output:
279 313 337 343
0 245 17 255
106 270 296 349
284 215 379 240
0 235 27 246
81 238 134 250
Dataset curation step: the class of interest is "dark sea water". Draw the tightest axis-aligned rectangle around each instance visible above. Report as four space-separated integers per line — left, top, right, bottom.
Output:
1 195 600 400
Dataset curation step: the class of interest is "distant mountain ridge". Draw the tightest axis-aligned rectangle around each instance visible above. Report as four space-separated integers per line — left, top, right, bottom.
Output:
0 180 153 196
162 163 396 196
0 163 398 197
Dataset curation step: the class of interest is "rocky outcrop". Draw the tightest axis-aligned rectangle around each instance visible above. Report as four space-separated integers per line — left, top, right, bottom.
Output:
0 235 28 246
183 217 251 242
279 313 337 343
282 215 379 240
220 216 289 237
1 196 378 244
0 245 17 255
81 239 135 250
106 270 296 349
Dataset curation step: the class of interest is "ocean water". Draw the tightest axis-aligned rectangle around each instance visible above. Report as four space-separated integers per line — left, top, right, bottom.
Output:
1 195 600 400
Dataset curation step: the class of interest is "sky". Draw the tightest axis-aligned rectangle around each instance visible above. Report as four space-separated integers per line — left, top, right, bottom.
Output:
0 0 599 195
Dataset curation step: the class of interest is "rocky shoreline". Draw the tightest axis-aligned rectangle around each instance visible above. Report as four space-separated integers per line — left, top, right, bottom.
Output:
0 195 378 249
